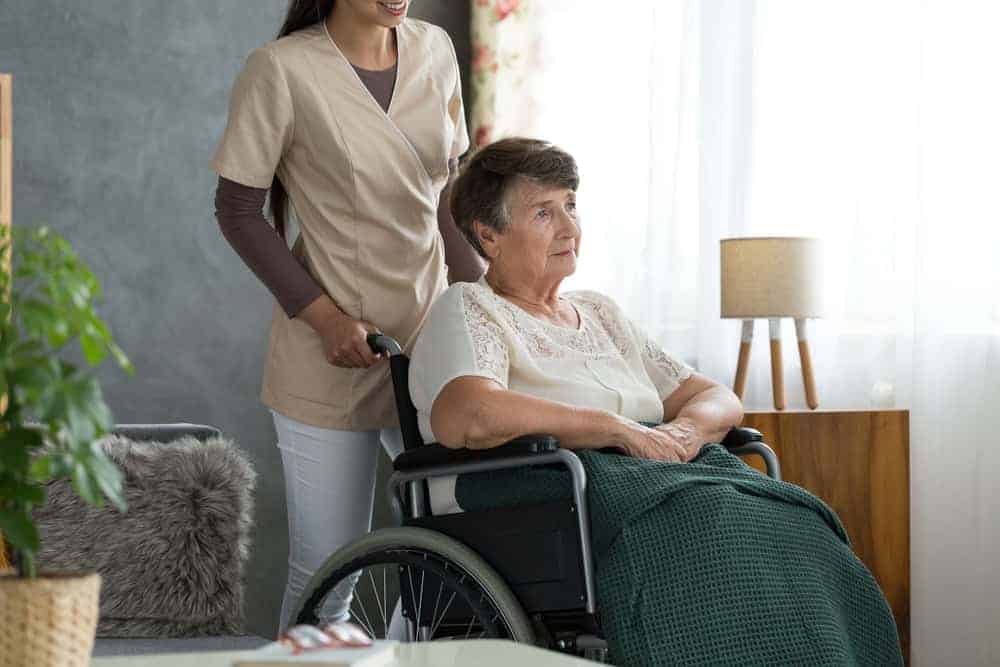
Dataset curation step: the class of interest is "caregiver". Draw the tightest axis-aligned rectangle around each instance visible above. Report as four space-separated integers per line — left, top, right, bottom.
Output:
210 0 481 631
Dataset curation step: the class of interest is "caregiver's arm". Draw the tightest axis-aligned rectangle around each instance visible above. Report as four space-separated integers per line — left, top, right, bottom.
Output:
215 176 380 368
657 373 744 461
214 176 323 318
430 376 687 462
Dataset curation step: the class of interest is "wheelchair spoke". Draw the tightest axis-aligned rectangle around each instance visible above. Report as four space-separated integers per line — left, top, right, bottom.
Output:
406 564 418 637
482 611 499 637
429 579 444 638
303 548 515 644
350 605 376 640
429 568 466 638
382 567 388 638
464 612 477 639
429 589 459 639
416 569 426 635
462 592 489 639
350 581 377 639
367 569 388 636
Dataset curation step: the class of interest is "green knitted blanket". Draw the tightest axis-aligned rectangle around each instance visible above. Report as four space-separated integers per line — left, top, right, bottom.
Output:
455 444 903 666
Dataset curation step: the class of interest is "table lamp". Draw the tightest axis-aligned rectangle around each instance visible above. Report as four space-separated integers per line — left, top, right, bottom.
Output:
720 237 824 410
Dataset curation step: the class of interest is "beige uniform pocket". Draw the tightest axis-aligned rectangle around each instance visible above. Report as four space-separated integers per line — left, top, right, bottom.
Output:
266 302 364 410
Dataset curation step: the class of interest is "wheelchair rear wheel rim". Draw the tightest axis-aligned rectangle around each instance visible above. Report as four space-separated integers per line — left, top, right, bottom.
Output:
295 547 514 642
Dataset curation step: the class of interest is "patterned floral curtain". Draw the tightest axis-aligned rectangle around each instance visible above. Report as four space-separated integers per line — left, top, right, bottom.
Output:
468 0 539 149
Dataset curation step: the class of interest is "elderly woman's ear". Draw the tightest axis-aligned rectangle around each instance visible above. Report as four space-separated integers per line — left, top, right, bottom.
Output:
473 220 501 260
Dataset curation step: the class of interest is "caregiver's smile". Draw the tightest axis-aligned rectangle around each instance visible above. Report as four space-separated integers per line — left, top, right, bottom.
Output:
377 0 408 18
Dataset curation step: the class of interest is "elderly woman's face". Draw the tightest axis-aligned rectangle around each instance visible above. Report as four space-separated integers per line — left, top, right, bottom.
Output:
480 179 580 286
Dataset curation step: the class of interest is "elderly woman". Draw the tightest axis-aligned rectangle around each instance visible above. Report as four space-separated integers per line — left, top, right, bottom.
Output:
409 138 903 666
410 138 736 465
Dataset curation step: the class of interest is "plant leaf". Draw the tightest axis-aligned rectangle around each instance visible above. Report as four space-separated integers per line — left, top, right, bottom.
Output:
71 461 100 507
64 397 98 444
0 508 40 553
79 325 108 366
109 342 135 375
0 427 43 471
28 456 52 481
4 225 133 530
0 480 46 504
0 443 29 471
88 446 126 512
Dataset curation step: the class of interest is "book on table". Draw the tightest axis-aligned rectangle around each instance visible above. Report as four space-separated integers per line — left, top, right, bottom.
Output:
232 640 397 667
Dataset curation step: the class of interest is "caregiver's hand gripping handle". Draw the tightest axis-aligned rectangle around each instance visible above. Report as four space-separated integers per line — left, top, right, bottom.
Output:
299 294 384 368
367 332 403 357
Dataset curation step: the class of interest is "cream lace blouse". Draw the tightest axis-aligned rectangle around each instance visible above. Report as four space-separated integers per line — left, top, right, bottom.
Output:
409 276 694 445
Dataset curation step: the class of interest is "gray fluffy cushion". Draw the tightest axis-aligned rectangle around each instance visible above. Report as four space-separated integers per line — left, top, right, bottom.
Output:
33 435 257 638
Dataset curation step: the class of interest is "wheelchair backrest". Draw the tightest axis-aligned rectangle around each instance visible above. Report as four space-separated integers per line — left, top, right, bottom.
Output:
387 354 426 452
366 333 426 452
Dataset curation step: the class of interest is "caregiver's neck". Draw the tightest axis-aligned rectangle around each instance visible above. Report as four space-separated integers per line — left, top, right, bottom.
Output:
325 6 397 71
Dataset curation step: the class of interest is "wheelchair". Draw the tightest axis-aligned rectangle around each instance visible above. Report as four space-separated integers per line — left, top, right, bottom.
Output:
289 333 781 661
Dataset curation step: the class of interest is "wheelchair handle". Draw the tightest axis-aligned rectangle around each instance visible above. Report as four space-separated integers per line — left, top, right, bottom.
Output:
367 332 403 357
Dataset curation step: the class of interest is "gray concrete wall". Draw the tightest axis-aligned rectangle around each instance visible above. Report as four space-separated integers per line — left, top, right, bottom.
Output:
0 0 469 639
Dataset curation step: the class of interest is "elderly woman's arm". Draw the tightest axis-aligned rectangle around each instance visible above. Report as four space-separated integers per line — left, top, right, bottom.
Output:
657 373 744 461
431 376 689 461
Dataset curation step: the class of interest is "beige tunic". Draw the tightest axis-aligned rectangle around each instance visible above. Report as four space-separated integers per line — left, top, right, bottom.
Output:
210 19 470 430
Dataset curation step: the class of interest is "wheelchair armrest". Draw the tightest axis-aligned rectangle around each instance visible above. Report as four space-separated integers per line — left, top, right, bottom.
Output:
720 427 781 480
393 434 560 472
721 426 764 449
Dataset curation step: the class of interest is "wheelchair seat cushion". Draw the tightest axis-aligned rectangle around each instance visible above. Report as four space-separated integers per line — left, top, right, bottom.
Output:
455 445 904 666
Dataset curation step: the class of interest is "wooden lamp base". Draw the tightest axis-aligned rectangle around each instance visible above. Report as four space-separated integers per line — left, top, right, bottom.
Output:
732 318 819 410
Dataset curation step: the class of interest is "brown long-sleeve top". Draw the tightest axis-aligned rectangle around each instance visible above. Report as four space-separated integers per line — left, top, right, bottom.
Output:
214 62 483 319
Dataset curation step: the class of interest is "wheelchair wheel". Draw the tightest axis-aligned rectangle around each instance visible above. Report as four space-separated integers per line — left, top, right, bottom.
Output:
289 526 535 644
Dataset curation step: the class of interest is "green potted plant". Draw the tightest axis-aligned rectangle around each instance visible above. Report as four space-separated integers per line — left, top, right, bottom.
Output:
0 224 134 667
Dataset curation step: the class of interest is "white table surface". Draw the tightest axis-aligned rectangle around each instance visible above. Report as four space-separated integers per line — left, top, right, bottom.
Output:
90 639 599 666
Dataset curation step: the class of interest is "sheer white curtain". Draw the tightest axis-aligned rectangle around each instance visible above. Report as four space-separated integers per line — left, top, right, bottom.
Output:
495 1 1000 664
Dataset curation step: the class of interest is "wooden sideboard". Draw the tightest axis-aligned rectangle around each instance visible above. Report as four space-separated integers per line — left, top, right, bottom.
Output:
741 409 910 662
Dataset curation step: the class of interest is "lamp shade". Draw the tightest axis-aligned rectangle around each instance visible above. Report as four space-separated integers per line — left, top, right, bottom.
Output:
720 237 824 318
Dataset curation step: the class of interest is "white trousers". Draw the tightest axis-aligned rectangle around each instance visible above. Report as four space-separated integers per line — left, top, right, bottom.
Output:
271 410 404 632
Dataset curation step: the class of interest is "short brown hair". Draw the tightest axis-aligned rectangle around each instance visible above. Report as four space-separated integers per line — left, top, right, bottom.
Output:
450 138 580 259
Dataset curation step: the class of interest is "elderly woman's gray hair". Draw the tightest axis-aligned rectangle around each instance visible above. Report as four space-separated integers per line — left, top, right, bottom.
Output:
449 138 580 259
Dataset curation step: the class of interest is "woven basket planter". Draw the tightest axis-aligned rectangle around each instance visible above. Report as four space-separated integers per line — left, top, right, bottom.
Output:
0 571 101 667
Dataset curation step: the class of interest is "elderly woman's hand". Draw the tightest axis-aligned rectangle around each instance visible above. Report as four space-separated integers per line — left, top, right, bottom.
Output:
614 418 688 463
654 419 702 462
